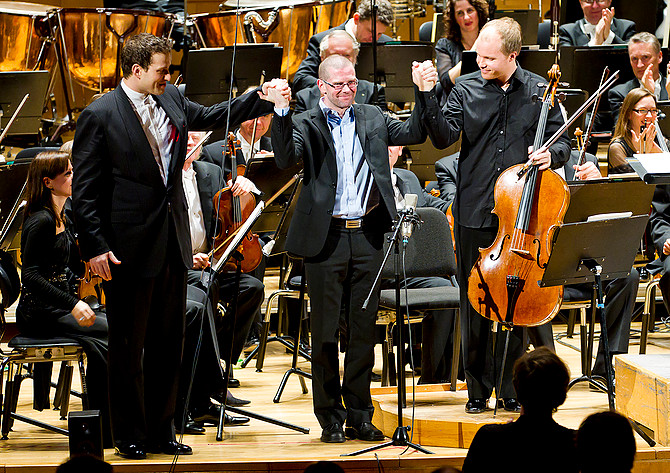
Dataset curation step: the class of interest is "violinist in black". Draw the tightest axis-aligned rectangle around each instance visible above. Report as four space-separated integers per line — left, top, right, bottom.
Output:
416 18 570 412
16 151 110 445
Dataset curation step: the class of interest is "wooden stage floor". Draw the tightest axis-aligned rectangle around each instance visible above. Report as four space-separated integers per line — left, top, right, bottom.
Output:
3 322 670 472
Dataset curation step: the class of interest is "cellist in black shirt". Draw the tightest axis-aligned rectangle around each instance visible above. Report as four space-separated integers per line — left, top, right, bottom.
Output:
415 17 571 413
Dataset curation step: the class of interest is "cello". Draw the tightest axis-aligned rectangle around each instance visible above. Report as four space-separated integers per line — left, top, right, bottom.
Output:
467 65 569 329
210 132 263 273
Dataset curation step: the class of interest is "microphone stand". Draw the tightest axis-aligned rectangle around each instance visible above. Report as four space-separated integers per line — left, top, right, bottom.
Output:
344 208 432 456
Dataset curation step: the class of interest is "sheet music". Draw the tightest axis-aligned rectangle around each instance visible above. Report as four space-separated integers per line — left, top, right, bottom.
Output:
634 152 670 174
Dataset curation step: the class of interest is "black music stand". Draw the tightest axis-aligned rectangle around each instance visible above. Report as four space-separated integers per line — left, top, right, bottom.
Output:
185 45 283 106
0 162 30 250
626 156 670 185
0 71 50 146
539 180 655 446
492 9 539 45
357 42 433 103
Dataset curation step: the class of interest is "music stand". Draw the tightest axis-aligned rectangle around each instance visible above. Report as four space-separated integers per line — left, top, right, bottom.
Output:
357 42 433 103
627 155 670 185
539 180 655 446
0 162 30 250
0 71 50 146
185 45 283 106
492 10 539 45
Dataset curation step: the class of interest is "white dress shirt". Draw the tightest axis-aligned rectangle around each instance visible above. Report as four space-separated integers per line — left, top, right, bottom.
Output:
182 165 208 254
580 20 615 46
121 80 174 185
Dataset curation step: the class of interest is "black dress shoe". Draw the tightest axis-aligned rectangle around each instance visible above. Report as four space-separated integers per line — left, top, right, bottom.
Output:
320 423 346 443
211 389 251 406
371 372 382 382
115 442 146 460
345 422 385 441
228 377 241 388
498 398 521 412
176 414 206 435
147 440 193 455
465 398 488 414
191 404 250 426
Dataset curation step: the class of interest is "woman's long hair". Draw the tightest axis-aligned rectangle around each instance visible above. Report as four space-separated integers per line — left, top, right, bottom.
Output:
612 87 656 151
25 152 70 226
443 0 489 43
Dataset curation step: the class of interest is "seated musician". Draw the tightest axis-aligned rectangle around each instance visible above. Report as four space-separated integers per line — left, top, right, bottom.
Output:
609 33 669 129
176 131 268 431
462 348 578 473
200 113 274 168
16 151 111 445
434 153 459 206
558 0 635 47
295 30 386 113
388 146 456 383
609 87 666 174
292 0 394 93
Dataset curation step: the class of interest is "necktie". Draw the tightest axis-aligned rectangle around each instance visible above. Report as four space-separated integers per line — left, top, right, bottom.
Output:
326 110 342 129
143 96 167 185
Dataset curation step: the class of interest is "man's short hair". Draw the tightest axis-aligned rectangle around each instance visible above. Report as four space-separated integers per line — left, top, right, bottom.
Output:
121 33 172 78
318 55 354 81
356 0 394 26
480 17 522 56
628 31 661 56
319 30 360 58
513 347 570 414
577 411 636 473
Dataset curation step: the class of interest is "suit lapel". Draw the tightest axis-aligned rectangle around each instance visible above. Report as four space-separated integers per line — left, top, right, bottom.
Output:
662 75 669 100
154 92 186 178
114 86 164 188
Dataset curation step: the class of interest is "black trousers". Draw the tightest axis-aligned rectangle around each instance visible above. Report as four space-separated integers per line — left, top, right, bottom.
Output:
104 246 186 446
454 223 523 399
304 222 383 428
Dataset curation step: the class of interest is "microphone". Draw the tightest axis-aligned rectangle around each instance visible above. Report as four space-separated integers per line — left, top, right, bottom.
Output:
401 193 418 245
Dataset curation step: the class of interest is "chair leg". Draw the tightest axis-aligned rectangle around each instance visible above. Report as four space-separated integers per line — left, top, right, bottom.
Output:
58 363 74 420
566 309 576 338
2 363 20 439
386 323 397 387
53 361 68 411
450 310 461 391
78 354 89 410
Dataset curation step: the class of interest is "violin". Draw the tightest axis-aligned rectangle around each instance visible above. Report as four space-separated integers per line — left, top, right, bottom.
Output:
467 65 569 328
210 132 263 273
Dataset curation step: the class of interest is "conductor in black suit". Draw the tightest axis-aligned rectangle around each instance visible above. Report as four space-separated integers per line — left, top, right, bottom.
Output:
72 33 285 459
267 55 430 443
558 0 635 47
295 30 386 113
292 0 394 93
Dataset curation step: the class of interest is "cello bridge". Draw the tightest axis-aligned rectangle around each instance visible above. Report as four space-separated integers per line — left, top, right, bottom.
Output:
511 248 533 260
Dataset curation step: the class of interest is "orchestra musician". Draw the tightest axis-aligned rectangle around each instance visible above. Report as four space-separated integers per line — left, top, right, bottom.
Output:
292 0 394 93
265 54 429 443
608 33 669 130
72 33 286 458
435 0 489 97
295 30 386 113
416 18 571 413
558 0 636 47
17 151 111 446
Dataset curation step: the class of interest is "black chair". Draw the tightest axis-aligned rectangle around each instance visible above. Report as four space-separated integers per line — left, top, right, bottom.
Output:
0 250 88 439
419 20 434 42
377 207 461 391
537 20 551 49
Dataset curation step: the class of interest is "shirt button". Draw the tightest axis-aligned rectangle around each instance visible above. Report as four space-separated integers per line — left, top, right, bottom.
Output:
327 210 333 215
497 167 501 172
498 149 503 153
499 130 504 135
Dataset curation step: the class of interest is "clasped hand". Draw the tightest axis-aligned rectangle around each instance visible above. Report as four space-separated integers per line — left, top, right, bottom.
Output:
411 60 438 92
259 78 291 108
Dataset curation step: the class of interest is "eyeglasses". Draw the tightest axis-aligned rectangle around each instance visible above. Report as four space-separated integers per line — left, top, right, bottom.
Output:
322 79 359 91
580 0 610 4
632 108 659 116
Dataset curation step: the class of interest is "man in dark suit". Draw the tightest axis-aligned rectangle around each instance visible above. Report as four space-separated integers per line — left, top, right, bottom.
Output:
266 54 428 443
72 33 285 458
200 114 273 169
609 32 669 128
558 0 635 47
434 153 459 206
295 30 385 113
292 0 394 93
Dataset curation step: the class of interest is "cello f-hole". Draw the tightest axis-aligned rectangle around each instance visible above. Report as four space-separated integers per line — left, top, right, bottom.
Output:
490 234 510 261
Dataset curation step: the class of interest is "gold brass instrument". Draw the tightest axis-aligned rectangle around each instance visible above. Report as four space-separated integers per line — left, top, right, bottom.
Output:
0 1 55 71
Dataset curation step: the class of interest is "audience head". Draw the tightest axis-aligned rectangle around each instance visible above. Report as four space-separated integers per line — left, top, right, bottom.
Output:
476 18 521 82
512 347 570 415
580 0 612 26
577 411 635 473
320 30 360 64
121 33 172 95
25 151 72 224
353 0 394 43
318 55 358 112
444 0 489 43
628 32 662 82
613 87 657 146
303 461 345 473
57 455 113 473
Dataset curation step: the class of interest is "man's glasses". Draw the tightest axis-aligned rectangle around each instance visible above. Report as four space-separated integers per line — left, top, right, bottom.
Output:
322 79 359 91
633 108 659 116
580 0 610 4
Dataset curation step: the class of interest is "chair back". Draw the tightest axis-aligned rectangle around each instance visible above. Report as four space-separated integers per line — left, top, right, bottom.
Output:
381 207 456 279
418 21 433 42
0 249 20 343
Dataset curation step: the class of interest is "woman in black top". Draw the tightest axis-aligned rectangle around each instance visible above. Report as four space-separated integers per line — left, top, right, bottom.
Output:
608 87 665 174
435 0 489 95
16 151 110 444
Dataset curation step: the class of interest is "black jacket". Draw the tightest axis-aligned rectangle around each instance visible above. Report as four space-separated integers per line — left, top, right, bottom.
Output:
558 18 636 47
